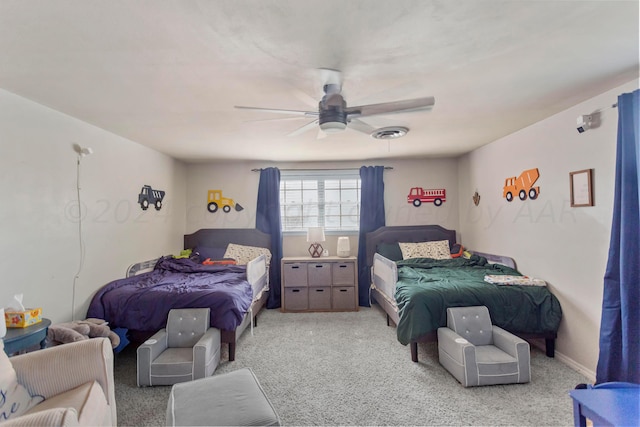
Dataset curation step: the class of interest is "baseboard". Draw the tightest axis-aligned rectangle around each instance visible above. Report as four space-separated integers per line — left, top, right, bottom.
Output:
554 351 596 383
530 339 596 383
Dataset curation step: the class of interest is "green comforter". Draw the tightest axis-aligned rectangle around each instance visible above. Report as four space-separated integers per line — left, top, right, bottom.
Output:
394 255 562 345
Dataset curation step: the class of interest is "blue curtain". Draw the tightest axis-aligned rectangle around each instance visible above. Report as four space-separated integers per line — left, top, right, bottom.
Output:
596 89 640 384
357 166 386 306
256 167 283 309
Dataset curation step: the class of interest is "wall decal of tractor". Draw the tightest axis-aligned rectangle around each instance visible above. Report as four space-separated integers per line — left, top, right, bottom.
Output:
207 190 244 213
407 187 446 207
503 168 540 202
138 185 165 210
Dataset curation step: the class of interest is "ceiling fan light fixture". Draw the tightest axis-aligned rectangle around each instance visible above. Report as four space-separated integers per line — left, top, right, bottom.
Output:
371 126 409 139
319 121 347 133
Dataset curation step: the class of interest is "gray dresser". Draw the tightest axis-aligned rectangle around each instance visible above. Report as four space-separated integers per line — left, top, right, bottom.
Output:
281 256 358 312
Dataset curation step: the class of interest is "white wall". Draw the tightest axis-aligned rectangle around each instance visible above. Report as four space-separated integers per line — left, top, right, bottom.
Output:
457 79 639 379
0 89 187 324
185 158 459 256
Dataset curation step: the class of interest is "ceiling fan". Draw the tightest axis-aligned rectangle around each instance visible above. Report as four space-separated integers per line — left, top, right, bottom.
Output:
235 69 435 137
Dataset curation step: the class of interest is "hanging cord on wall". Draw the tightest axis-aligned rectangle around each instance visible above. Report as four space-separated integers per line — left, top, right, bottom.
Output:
71 145 92 320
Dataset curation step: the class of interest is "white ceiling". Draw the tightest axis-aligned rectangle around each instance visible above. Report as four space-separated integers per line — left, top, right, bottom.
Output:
0 1 638 163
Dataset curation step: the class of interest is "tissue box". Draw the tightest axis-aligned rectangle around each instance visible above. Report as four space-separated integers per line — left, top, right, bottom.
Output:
5 308 42 328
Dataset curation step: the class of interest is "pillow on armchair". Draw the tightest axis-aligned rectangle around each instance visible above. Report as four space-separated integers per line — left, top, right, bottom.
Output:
0 340 45 420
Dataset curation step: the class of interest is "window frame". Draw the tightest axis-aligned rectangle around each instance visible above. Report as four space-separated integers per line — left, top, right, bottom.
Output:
279 169 361 235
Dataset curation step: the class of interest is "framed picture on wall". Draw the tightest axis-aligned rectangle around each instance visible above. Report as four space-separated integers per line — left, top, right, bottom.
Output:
570 169 594 207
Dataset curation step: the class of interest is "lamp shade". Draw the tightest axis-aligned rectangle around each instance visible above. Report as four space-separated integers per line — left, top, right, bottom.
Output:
306 227 325 243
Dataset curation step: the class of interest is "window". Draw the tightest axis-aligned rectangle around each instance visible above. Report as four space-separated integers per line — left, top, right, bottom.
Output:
280 169 360 233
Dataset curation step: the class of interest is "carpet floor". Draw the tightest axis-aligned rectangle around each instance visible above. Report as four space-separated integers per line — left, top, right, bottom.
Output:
114 306 588 426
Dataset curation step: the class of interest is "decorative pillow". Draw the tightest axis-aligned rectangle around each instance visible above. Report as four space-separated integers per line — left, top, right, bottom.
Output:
399 240 452 260
0 340 44 420
223 243 272 266
376 242 403 261
194 246 227 262
450 243 464 258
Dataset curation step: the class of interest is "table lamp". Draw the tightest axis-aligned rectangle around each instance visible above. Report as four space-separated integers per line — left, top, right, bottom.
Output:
307 227 325 258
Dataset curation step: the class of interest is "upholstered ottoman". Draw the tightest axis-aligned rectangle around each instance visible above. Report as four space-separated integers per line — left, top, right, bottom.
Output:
166 367 281 426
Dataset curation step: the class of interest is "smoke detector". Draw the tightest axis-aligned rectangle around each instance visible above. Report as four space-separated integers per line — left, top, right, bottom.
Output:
371 126 409 139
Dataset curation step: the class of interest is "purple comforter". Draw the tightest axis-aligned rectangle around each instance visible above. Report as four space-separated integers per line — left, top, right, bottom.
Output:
87 256 252 332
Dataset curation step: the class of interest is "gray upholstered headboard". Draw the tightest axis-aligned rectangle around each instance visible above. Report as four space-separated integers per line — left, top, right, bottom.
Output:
184 228 271 251
365 225 456 268
184 228 273 269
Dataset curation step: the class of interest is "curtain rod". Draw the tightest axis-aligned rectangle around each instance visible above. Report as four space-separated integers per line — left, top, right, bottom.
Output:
251 167 393 172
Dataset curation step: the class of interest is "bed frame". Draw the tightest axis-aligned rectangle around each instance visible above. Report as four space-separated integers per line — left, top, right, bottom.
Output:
365 225 557 362
182 228 273 361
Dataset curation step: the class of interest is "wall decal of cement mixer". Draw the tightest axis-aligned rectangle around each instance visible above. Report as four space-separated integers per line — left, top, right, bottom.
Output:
207 190 244 213
503 168 540 202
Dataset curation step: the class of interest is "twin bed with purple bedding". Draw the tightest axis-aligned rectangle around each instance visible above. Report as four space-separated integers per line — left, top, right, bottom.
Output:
87 228 272 361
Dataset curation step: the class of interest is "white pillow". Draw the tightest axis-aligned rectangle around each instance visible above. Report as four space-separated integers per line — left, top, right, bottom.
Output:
399 240 452 260
223 243 272 266
0 340 45 420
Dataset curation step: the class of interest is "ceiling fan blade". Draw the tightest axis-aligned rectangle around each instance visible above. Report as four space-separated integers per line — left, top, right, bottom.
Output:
243 115 313 124
235 105 318 117
288 119 319 137
345 96 435 118
348 118 376 135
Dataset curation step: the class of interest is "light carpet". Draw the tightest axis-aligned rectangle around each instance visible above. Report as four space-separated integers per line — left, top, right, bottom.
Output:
114 306 588 426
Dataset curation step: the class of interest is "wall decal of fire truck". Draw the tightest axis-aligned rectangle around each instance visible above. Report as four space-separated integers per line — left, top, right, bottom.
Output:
407 187 446 207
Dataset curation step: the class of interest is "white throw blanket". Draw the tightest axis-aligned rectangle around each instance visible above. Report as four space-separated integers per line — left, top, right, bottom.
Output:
484 275 547 286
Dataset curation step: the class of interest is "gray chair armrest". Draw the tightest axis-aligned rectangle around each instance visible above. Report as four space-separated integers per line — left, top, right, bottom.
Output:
492 326 531 383
137 330 169 387
437 327 474 364
437 327 478 387
492 326 529 358
193 328 221 380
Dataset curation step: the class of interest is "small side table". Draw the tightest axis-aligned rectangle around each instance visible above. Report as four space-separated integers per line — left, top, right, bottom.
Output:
3 318 51 356
569 387 640 427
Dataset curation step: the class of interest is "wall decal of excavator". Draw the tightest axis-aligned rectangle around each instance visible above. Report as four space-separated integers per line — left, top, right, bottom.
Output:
503 168 540 202
206 190 244 213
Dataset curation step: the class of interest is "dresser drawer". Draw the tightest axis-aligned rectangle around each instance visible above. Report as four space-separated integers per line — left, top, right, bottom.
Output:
283 288 308 311
308 287 331 310
307 263 332 286
332 262 355 285
283 263 308 287
332 287 356 310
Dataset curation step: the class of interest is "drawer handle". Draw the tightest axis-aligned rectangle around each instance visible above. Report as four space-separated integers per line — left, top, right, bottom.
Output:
291 266 300 269
339 265 347 268
292 289 300 293
339 289 348 292
315 289 324 293
314 265 324 268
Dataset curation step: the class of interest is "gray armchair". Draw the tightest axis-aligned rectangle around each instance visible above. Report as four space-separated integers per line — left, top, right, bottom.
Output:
137 308 221 387
437 306 530 387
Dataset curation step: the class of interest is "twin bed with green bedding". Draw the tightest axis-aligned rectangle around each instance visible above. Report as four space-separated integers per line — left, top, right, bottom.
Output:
366 225 562 362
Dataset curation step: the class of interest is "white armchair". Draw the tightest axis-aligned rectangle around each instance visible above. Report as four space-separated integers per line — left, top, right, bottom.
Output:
437 306 530 387
1 337 116 426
